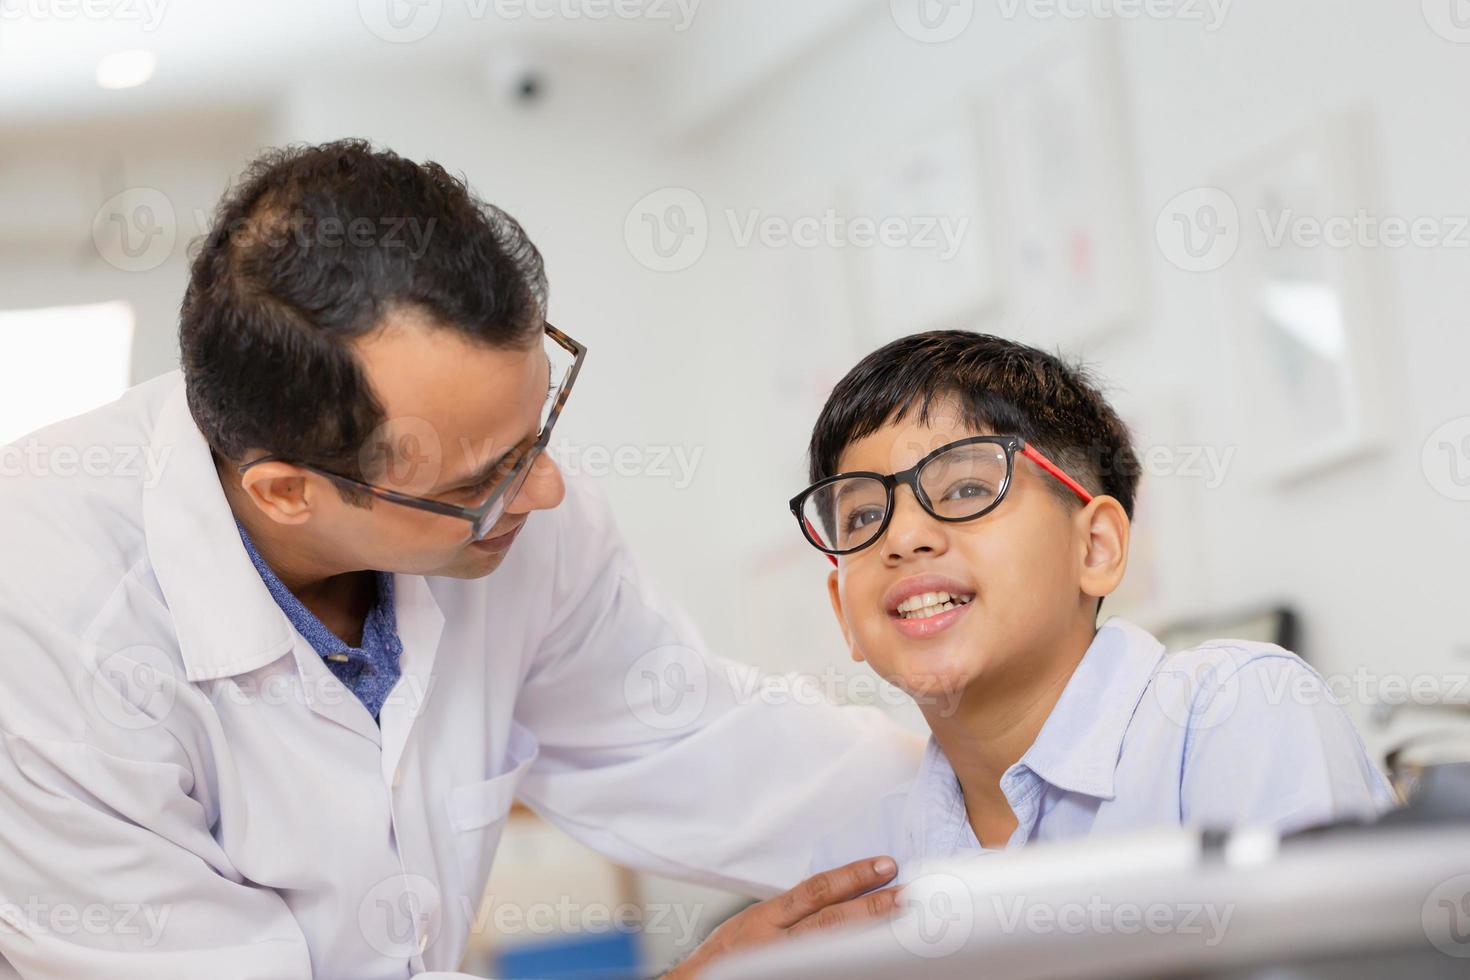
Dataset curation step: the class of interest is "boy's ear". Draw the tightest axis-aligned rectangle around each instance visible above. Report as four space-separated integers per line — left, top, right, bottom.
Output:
1077 495 1129 603
826 569 864 663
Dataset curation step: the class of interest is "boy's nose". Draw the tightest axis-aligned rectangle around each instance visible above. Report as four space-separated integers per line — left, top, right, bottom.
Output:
882 487 947 562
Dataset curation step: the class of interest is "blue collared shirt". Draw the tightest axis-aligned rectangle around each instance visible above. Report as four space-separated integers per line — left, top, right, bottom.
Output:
810 617 1398 879
235 521 404 719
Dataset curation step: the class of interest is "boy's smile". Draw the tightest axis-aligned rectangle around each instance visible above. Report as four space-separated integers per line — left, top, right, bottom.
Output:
885 573 976 638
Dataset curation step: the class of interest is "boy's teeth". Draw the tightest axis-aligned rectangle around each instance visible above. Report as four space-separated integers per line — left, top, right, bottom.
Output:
896 591 974 619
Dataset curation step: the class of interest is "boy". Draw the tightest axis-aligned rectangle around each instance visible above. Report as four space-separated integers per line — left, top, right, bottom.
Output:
791 330 1396 875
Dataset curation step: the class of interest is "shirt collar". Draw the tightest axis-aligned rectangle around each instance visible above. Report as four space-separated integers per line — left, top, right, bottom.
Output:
1016 617 1166 800
141 376 297 682
233 518 398 663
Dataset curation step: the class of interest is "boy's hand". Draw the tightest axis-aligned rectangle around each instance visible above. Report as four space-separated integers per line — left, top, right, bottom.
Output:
664 856 900 979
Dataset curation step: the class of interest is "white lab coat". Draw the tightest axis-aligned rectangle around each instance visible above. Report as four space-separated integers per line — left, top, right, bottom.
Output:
0 372 922 979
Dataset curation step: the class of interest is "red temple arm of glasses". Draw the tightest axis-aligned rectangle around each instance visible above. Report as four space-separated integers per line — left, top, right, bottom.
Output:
1021 444 1094 504
804 517 840 568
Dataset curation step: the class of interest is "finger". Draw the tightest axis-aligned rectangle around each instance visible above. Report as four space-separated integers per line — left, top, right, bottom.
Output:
786 885 900 939
772 857 899 928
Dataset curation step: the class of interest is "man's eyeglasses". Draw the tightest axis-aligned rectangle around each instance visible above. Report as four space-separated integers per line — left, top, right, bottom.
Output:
238 322 586 541
789 435 1094 566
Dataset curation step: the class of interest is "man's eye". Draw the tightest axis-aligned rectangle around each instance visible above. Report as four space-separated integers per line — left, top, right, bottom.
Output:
451 476 497 500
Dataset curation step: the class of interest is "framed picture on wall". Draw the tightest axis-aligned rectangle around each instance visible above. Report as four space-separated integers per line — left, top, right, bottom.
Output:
1219 109 1390 485
847 115 999 346
981 21 1143 351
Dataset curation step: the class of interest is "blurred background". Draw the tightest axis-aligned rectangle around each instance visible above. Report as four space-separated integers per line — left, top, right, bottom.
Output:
4 0 1470 974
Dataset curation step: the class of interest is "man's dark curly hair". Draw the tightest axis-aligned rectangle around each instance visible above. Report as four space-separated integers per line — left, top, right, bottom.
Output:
179 139 546 495
808 330 1140 518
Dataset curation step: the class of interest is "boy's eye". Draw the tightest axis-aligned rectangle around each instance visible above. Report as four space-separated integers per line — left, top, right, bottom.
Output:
940 479 994 502
841 504 886 537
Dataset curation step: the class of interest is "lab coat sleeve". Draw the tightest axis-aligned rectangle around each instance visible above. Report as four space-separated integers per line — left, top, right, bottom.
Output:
0 612 312 979
511 477 924 898
1179 653 1400 836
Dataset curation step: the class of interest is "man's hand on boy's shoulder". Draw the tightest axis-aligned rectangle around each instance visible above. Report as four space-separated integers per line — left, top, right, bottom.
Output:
663 856 900 979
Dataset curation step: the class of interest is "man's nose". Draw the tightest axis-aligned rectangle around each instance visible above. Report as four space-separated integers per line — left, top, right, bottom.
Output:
507 451 566 514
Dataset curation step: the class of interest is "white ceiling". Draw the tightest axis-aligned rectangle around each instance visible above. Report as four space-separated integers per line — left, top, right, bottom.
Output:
0 0 698 124
0 0 876 130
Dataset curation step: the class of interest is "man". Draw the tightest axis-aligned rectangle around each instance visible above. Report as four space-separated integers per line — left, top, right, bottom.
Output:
0 141 920 978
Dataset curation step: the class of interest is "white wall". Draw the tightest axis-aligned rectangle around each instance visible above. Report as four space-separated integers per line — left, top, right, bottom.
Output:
660 0 1470 749
5 1 1465 745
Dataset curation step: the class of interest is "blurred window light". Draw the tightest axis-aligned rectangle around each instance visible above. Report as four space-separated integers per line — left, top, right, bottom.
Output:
0 301 135 444
96 50 157 90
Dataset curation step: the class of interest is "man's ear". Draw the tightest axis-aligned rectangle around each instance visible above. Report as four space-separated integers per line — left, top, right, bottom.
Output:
237 460 318 526
1077 495 1130 603
826 568 864 663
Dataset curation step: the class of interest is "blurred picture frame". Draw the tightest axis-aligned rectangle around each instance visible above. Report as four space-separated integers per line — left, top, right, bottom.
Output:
1220 109 1391 486
848 115 999 346
981 22 1143 350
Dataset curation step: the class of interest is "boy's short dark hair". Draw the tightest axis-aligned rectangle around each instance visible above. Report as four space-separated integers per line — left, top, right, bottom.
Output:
807 330 1140 518
179 139 546 492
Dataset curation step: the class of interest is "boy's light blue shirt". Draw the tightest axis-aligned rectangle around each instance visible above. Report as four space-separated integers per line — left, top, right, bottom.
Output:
810 617 1399 879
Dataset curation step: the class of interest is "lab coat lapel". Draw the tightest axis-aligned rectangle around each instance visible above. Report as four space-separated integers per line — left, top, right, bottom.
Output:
379 573 444 789
289 635 383 746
